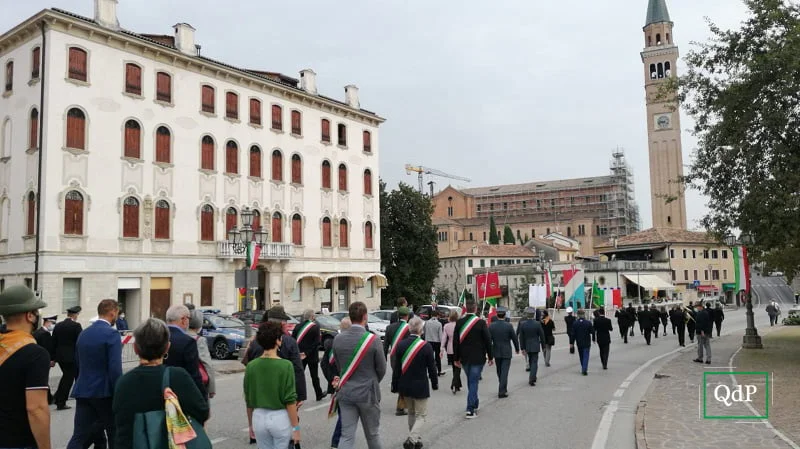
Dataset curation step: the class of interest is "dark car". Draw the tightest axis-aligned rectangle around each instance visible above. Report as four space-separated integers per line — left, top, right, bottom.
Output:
233 309 298 334
417 305 461 320
313 314 342 349
201 313 246 359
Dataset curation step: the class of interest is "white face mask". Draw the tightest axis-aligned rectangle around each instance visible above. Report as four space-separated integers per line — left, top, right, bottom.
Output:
46 323 55 332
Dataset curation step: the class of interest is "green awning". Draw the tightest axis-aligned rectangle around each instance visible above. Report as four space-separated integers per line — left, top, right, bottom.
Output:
722 283 736 291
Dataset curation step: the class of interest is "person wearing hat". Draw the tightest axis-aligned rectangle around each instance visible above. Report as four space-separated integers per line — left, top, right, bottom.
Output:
52 305 83 410
33 315 58 404
564 307 576 354
0 285 52 449
488 307 519 397
384 306 412 415
516 307 545 386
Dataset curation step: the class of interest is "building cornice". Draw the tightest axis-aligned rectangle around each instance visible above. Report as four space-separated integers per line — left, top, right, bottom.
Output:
640 45 679 62
0 9 385 127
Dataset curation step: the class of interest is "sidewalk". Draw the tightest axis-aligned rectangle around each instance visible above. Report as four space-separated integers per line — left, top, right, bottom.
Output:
636 331 798 449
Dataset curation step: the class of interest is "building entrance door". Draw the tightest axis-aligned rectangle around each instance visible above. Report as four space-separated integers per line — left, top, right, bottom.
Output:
337 277 349 311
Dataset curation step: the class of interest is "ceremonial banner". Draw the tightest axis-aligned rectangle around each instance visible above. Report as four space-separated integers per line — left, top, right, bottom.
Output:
529 284 547 308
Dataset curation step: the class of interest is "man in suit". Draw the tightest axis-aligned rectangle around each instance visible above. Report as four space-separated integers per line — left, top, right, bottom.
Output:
516 307 545 386
384 306 411 416
593 308 613 370
693 302 713 364
488 307 519 397
564 307 576 354
66 299 121 449
332 301 386 449
626 303 638 336
614 307 631 343
390 297 413 324
33 315 57 404
639 304 654 345
573 309 595 375
52 305 83 410
164 304 206 399
712 304 725 337
391 317 438 449
452 300 493 419
292 309 326 401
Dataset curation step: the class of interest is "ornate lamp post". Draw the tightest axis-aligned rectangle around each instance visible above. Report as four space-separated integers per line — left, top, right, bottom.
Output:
731 233 762 349
226 207 268 310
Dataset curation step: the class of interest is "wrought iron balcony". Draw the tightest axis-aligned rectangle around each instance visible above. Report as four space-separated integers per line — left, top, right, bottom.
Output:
217 241 294 260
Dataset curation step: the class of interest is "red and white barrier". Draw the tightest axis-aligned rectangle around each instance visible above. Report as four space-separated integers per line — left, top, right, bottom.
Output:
121 334 135 345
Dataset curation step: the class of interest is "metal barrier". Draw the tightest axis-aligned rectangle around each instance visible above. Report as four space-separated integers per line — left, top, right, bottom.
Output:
120 331 137 363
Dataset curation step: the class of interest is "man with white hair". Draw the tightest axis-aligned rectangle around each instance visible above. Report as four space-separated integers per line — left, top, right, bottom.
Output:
164 304 206 399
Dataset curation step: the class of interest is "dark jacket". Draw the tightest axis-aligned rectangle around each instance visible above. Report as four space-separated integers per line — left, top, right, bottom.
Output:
712 308 724 324
659 310 669 325
165 326 207 399
244 333 307 402
72 320 123 399
541 317 556 346
453 314 493 365
650 309 661 326
564 315 576 337
391 336 438 399
517 318 545 353
52 318 82 364
593 316 613 345
33 328 55 361
626 306 638 322
488 320 519 359
321 338 336 385
291 320 321 359
694 309 713 335
638 309 654 329
572 318 595 348
390 310 414 324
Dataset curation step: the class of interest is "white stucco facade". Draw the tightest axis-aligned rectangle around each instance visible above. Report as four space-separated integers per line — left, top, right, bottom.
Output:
0 2 386 327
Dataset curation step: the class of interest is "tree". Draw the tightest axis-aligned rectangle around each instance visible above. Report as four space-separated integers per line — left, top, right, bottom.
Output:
379 180 439 308
488 216 499 244
502 225 515 245
676 0 800 281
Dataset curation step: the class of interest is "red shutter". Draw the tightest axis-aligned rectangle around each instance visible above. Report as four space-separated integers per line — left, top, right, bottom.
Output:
125 64 142 95
155 127 171 163
363 131 372 152
363 169 372 196
272 214 283 243
338 164 347 192
156 72 171 103
225 141 238 174
155 201 170 239
322 218 331 247
64 192 83 235
200 277 213 307
271 105 282 130
201 137 214 170
249 99 261 125
226 92 238 119
201 206 214 241
68 48 87 82
225 208 237 232
4 61 11 92
321 161 331 189
31 47 40 79
124 121 141 159
321 119 330 143
249 146 261 178
291 110 301 135
123 197 139 238
271 151 283 181
365 222 373 249
337 124 347 146
291 215 302 245
291 155 301 184
201 86 215 113
66 109 86 150
26 193 35 236
339 220 348 247
29 109 38 150
252 211 261 231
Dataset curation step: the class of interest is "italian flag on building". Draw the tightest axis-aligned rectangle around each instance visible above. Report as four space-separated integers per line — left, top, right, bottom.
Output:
733 246 750 294
238 242 262 309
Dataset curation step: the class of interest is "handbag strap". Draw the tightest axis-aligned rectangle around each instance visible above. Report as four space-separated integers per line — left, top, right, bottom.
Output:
161 365 171 392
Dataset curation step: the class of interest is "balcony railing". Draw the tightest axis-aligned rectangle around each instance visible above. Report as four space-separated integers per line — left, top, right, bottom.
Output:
584 260 670 272
217 241 294 260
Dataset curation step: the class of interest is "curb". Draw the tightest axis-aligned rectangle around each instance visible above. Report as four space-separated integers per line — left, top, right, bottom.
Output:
635 400 647 449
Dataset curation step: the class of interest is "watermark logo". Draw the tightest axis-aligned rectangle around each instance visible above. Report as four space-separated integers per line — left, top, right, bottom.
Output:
702 371 769 419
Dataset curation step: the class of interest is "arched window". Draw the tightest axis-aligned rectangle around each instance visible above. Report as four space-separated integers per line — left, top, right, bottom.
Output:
363 169 372 196
225 140 238 174
252 209 261 231
225 207 238 233
272 212 283 243
155 126 171 163
156 72 172 103
339 219 348 248
226 92 239 120
364 221 374 249
291 154 302 184
322 217 332 247
1 118 9 158
271 105 283 130
125 63 142 95
68 47 88 81
291 214 302 245
291 110 302 135
124 120 141 159
201 85 215 113
29 108 39 150
338 164 347 192
362 130 372 152
31 47 40 79
200 204 214 241
647 35 652 46
64 190 84 235
271 150 283 182
321 160 332 189
666 33 670 44
321 119 331 143
337 123 347 146
201 136 215 170
650 63 657 79
154 200 170 239
657 62 664 78
249 146 262 178
66 108 86 150
122 196 140 238
656 33 661 45
4 61 12 92
249 98 261 126
26 191 35 236
665 61 672 77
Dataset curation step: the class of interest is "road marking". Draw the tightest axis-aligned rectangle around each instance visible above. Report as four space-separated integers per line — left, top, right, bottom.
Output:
613 389 624 398
210 437 228 444
620 381 630 389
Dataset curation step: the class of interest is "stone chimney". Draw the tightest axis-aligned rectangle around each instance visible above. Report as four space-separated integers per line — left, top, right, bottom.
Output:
344 85 359 108
300 69 317 94
94 0 119 29
173 23 196 56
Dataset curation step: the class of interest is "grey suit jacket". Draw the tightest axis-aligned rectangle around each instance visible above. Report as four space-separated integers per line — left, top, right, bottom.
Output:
333 324 387 404
516 319 546 353
489 320 519 359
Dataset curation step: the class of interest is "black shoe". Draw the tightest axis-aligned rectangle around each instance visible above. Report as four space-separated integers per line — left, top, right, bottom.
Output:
525 367 530 372
438 372 446 377
680 344 685 347
403 439 414 449
451 386 457 395
56 404 71 410
316 393 328 401
414 443 423 449
498 392 508 398
396 409 408 416
249 438 256 445
582 371 588 376
603 366 608 370
705 361 711 365
693 359 703 363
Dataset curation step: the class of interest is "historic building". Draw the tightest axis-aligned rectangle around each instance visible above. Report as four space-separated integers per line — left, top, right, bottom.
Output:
0 0 385 327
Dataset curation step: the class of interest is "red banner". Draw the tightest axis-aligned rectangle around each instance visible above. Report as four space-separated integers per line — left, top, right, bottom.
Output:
476 272 502 300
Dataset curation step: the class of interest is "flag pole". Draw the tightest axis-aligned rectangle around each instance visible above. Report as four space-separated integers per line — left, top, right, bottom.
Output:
479 273 489 317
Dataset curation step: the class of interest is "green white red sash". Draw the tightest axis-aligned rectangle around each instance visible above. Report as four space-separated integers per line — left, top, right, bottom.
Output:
400 337 427 374
328 331 376 418
389 321 410 357
458 315 480 343
295 321 315 344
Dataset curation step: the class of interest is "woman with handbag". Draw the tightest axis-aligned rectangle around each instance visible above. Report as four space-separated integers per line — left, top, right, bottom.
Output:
188 309 216 399
541 310 556 367
244 321 301 449
112 318 210 449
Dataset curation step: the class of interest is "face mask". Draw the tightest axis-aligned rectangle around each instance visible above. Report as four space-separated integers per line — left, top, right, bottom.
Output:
30 312 41 333
46 323 55 332
120 314 125 319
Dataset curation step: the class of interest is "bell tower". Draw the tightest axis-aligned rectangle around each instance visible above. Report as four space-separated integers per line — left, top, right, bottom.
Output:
641 0 687 229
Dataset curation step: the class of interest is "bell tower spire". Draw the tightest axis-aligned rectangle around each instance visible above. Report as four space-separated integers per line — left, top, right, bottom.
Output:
641 0 687 229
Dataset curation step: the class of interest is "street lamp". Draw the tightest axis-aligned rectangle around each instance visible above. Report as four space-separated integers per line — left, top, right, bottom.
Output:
737 233 762 349
226 207 269 311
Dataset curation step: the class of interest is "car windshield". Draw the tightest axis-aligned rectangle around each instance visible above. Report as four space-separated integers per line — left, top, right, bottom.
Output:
367 314 384 323
315 316 340 328
209 316 243 328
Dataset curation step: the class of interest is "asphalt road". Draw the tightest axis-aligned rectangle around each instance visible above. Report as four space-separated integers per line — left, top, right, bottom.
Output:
752 274 796 307
47 309 773 449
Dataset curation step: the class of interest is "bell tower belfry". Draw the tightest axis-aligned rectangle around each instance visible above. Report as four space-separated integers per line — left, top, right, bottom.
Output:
641 0 687 229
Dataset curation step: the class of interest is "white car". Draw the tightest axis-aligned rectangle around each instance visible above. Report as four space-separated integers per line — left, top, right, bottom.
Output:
327 311 388 340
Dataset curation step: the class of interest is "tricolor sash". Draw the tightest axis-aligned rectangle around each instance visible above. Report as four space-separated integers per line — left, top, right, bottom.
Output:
295 321 316 344
389 321 410 357
328 331 377 418
400 337 427 374
458 315 480 343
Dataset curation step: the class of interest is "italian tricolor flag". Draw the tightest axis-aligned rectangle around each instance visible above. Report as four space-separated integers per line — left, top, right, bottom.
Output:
238 242 262 309
733 246 750 294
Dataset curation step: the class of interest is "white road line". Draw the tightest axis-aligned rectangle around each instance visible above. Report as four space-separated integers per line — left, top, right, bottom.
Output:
210 437 228 444
620 381 630 389
613 389 625 398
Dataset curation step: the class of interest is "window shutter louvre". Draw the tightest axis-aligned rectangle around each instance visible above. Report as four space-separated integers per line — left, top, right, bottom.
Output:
250 99 261 125
272 213 283 243
321 161 331 189
68 48 87 81
156 72 171 103
226 208 237 233
156 127 171 163
321 119 331 142
292 215 302 245
27 193 35 236
123 197 139 238
322 218 331 247
363 169 372 196
201 136 214 170
338 164 347 192
291 110 301 135
339 220 348 248
201 206 214 241
271 151 283 181
271 105 282 130
249 146 261 178
363 131 371 152
365 222 373 249
31 47 40 79
226 92 238 119
29 109 38 150
124 121 141 159
125 64 141 95
291 155 301 184
155 200 170 239
226 141 238 174
202 86 215 113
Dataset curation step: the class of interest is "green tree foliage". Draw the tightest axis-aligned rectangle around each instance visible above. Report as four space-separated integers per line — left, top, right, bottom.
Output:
503 225 516 245
677 0 800 281
380 180 439 307
489 216 499 244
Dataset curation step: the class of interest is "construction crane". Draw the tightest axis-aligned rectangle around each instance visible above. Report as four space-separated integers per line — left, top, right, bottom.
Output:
404 164 471 195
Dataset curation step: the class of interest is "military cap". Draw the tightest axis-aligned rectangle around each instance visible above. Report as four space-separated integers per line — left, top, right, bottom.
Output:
397 306 410 317
66 306 82 314
0 285 47 315
495 307 508 316
43 315 58 322
524 307 536 317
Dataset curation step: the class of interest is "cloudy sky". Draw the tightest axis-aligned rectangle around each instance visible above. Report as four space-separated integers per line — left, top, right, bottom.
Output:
2 0 750 230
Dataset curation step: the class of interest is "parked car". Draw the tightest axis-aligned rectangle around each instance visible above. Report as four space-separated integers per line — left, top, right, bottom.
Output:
417 305 461 320
200 313 247 359
313 314 342 349
232 309 298 334
370 310 395 322
327 312 388 340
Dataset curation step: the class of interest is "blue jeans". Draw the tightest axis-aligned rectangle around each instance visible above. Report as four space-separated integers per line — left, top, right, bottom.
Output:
494 358 511 394
527 351 539 382
331 413 342 447
578 347 590 373
252 408 291 449
463 364 483 412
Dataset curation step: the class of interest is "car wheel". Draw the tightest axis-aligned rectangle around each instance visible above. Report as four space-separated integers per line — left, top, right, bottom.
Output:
212 339 230 359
